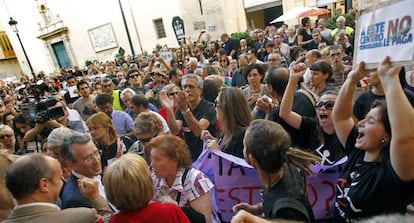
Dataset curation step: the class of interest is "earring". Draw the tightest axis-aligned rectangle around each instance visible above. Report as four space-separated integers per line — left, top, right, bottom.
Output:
381 139 386 144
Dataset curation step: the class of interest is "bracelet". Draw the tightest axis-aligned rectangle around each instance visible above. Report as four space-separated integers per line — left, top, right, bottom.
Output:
181 108 191 115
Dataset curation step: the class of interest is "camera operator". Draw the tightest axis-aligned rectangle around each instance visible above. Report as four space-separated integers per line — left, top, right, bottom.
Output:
22 96 89 153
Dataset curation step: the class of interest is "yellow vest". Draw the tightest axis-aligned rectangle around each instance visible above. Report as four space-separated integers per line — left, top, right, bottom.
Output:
112 90 123 111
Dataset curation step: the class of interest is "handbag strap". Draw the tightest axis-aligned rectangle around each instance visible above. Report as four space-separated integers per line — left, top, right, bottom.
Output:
175 168 191 205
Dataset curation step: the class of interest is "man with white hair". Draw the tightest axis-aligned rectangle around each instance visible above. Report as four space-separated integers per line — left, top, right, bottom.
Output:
331 16 354 42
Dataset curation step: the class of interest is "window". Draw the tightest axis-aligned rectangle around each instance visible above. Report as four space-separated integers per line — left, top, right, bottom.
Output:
153 18 166 39
0 31 15 58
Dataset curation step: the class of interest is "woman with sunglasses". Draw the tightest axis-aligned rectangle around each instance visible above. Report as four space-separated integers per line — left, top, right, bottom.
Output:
158 84 180 123
332 57 414 221
280 63 345 166
86 112 126 170
128 112 163 164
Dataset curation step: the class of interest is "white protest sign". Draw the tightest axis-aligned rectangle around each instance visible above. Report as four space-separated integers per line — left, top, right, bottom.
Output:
355 0 414 68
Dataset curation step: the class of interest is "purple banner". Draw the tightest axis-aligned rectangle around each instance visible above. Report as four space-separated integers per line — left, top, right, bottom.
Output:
193 148 347 221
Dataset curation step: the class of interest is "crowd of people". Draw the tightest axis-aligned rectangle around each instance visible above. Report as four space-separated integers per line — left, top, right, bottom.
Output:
1 10 414 223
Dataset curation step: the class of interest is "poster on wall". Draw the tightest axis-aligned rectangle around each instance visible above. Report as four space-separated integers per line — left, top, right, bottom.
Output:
354 0 414 69
88 23 118 52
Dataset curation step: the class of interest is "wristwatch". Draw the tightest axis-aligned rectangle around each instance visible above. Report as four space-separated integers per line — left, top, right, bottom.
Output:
181 108 191 115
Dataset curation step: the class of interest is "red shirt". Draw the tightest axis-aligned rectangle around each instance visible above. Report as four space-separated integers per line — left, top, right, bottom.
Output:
109 202 190 223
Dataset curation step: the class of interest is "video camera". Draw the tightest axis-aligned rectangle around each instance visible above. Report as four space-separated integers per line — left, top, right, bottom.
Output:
19 97 65 125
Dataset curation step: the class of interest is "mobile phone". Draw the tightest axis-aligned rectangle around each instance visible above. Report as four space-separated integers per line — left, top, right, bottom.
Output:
262 95 272 103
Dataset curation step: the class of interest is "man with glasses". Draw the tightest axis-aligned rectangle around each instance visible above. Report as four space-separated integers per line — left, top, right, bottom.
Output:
328 45 351 87
160 74 216 161
4 153 112 223
60 132 113 211
101 77 123 111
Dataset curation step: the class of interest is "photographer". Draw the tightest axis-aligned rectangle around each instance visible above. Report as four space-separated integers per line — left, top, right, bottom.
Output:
22 96 88 151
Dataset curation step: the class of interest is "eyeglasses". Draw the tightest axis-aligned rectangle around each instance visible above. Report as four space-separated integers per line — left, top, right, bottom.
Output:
315 101 335 110
82 150 101 164
168 92 179 96
0 134 13 139
214 100 222 108
183 84 197 89
138 134 158 143
329 52 342 58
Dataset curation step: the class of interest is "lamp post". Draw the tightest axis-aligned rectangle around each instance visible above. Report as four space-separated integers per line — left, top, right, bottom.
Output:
8 17 35 77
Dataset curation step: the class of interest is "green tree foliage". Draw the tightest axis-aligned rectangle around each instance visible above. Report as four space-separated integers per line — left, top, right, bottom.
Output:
231 32 254 48
326 14 356 30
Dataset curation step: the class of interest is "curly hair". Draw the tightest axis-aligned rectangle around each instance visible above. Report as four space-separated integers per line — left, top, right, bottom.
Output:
146 134 192 169
134 112 163 135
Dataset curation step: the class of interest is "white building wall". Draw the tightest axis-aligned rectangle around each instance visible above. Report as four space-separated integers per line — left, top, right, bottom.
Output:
0 0 247 75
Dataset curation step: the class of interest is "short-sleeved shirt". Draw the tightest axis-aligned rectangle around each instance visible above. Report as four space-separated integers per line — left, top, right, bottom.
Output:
175 98 216 161
152 168 214 207
334 127 414 222
269 91 316 149
300 116 345 164
73 96 96 121
111 110 135 135
262 164 315 222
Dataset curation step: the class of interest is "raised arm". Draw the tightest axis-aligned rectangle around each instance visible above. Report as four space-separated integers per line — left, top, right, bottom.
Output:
332 62 369 146
378 57 414 182
279 63 306 129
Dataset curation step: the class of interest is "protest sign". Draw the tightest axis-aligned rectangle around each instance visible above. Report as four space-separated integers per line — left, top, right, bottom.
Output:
193 148 347 221
354 0 414 69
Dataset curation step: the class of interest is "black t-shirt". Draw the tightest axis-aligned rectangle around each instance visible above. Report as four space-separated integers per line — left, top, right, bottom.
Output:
269 92 316 150
262 164 315 222
334 127 414 222
97 141 118 169
176 98 216 161
299 28 313 50
220 128 246 159
353 89 414 121
300 116 345 164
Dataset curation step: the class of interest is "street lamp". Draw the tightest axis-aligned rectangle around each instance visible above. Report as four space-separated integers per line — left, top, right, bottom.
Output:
8 17 35 77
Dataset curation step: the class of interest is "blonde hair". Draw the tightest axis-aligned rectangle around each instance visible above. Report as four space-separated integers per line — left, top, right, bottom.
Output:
86 112 118 143
103 153 153 211
134 112 162 135
0 149 16 181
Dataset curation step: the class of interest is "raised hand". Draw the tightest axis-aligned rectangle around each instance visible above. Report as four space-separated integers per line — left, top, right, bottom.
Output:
348 61 370 83
377 56 402 81
290 62 307 81
78 178 100 201
176 91 189 111
159 91 174 110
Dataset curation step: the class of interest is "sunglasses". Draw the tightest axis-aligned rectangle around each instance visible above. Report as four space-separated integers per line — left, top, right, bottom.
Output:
168 92 179 96
315 101 335 110
129 74 140 78
0 134 13 139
